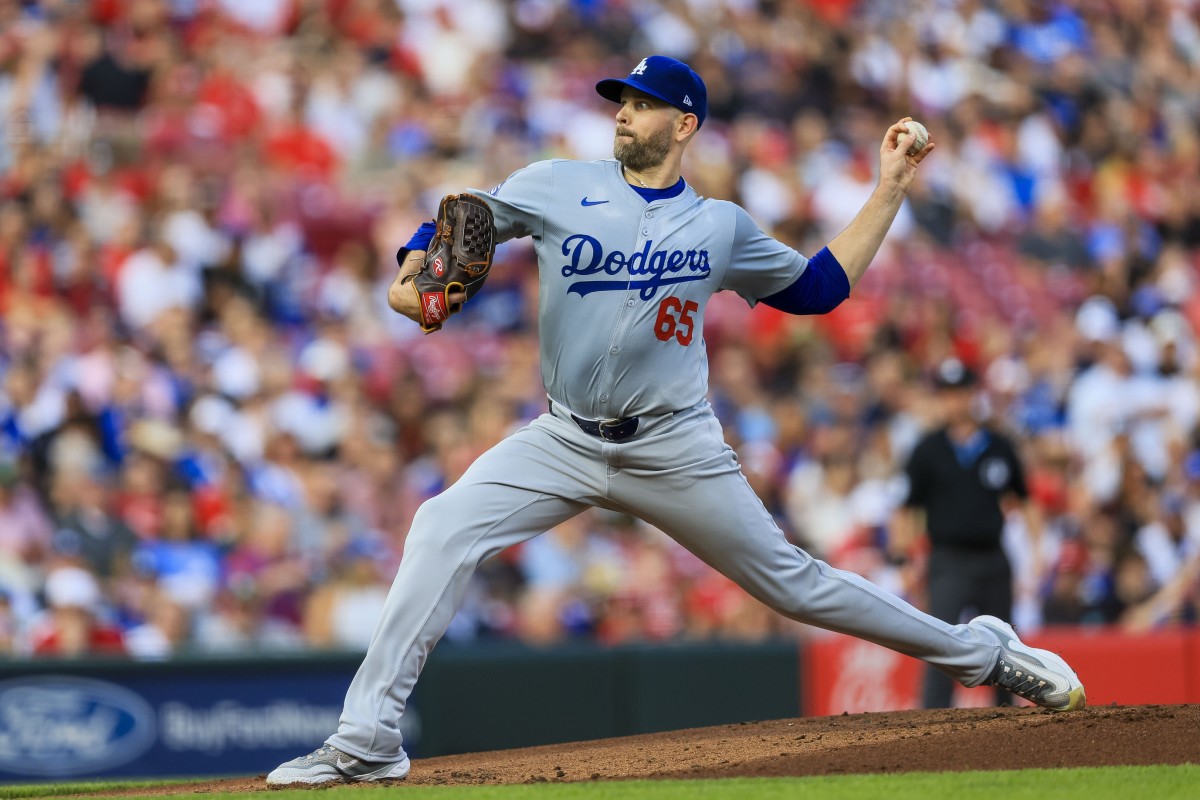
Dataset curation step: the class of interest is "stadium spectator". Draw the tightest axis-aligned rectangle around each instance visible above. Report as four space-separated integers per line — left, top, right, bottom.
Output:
28 565 125 657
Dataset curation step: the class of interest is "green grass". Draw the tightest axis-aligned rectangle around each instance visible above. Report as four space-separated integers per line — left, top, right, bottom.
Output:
2 766 1196 800
0 780 194 799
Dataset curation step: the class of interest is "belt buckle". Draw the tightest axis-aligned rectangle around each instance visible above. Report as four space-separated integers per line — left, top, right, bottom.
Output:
597 418 622 441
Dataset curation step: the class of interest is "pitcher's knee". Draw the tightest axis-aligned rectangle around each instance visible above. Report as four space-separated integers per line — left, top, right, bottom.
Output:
738 573 814 619
767 592 815 620
752 556 839 621
404 495 478 558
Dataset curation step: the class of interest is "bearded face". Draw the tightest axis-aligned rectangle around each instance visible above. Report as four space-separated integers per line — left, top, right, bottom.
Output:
613 117 675 172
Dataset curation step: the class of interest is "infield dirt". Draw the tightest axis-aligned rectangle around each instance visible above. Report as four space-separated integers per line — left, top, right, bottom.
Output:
78 704 1199 793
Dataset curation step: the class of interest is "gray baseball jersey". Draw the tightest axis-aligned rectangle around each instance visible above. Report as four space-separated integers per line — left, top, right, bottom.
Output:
473 158 806 418
318 158 1008 768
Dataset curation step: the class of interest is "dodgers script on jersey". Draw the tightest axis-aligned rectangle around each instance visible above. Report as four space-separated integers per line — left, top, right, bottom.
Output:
470 159 808 418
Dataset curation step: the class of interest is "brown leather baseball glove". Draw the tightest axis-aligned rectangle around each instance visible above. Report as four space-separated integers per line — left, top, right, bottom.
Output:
402 193 496 333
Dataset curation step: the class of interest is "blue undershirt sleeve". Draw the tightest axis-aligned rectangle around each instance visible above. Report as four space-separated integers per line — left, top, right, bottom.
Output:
405 221 437 251
394 221 437 268
759 246 850 315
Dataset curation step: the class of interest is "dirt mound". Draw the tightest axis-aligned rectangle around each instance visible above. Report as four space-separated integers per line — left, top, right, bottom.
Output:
84 705 1199 795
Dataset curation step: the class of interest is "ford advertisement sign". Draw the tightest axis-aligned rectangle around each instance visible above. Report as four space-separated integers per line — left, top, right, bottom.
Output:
0 677 156 777
0 658 417 783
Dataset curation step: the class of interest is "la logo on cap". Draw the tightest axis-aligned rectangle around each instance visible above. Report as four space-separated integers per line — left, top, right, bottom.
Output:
595 55 708 127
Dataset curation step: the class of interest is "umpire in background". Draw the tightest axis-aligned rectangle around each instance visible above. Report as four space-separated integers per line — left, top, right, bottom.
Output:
893 358 1042 708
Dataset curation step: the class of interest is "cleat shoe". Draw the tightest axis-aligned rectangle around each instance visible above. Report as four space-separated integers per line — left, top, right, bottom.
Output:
971 615 1086 711
266 744 410 786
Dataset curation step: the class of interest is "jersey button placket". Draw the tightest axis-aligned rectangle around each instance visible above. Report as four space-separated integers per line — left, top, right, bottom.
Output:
605 201 655 415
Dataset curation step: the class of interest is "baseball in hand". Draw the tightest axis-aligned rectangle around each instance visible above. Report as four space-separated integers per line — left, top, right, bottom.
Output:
899 120 929 155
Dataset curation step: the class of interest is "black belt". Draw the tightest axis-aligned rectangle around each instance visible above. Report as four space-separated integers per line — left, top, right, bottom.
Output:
548 399 641 442
570 413 640 442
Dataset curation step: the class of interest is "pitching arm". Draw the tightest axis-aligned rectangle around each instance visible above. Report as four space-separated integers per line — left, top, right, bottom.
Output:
828 117 934 288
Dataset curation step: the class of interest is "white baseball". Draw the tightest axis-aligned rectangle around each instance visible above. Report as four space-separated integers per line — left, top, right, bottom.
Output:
900 120 929 155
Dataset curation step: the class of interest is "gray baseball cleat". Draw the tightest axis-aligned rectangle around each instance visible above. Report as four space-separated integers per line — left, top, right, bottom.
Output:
971 615 1086 711
265 744 410 785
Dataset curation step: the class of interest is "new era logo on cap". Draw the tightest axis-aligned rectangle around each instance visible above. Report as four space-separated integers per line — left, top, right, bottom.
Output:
596 55 708 127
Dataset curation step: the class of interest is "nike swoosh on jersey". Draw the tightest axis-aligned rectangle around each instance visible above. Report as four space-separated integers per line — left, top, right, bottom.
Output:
580 198 609 206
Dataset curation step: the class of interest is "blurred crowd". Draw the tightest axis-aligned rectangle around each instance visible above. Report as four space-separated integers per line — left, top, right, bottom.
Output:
1 0 1199 660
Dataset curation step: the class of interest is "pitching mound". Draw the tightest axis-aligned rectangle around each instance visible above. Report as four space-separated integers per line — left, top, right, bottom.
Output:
91 704 1199 794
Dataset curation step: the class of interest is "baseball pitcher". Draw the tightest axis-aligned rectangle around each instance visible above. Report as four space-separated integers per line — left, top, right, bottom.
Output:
268 55 1085 786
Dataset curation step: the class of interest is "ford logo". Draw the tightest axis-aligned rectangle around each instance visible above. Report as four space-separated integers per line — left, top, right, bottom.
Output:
0 676 156 777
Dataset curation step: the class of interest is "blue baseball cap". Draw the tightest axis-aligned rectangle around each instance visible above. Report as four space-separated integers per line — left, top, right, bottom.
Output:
596 56 707 127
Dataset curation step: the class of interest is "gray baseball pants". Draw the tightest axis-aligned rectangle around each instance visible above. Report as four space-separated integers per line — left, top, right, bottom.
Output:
327 401 1002 761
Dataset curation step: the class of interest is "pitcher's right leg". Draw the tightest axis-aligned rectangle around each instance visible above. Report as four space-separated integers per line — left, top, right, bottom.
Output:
609 408 1083 709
